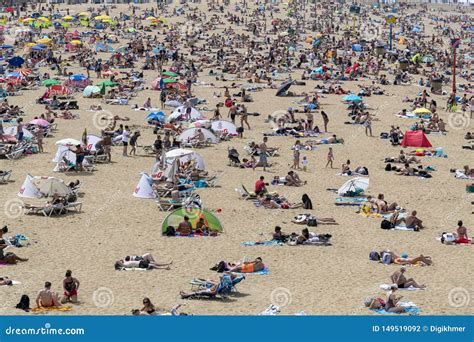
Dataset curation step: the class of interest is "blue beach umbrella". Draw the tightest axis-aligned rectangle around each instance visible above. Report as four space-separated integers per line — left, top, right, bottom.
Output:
343 94 363 102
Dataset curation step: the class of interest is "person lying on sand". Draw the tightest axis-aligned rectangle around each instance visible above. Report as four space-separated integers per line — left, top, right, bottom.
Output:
0 276 13 286
367 194 399 213
391 267 426 289
379 250 432 266
227 257 265 273
0 234 28 264
36 281 61 308
115 253 172 270
257 193 303 209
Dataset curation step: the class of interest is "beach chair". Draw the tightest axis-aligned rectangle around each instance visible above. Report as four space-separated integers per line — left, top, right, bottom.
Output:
0 170 12 184
22 203 65 217
155 196 184 212
6 147 25 160
64 202 83 213
188 274 245 300
240 184 257 200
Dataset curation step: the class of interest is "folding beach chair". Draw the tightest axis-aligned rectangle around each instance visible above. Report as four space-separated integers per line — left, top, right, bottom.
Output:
0 170 12 184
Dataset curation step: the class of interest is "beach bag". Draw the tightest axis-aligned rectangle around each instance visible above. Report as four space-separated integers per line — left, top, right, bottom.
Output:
385 163 392 171
307 217 317 227
380 220 393 230
16 295 30 311
164 226 176 236
441 232 455 244
382 252 392 264
369 251 380 261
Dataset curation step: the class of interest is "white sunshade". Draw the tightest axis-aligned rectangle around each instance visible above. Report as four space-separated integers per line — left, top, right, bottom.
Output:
55 138 82 146
211 120 238 135
337 177 369 196
177 128 219 144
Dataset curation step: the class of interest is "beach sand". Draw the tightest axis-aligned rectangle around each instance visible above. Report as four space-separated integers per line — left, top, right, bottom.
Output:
0 2 472 315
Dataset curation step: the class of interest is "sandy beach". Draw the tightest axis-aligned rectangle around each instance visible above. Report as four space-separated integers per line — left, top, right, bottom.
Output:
0 1 472 316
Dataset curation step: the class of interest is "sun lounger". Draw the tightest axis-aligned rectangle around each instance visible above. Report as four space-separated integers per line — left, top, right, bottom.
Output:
64 202 83 213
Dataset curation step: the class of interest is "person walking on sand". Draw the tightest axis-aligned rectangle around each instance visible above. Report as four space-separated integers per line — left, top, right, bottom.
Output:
129 131 141 156
259 137 269 171
321 111 329 132
365 114 373 137
122 125 130 156
325 147 334 168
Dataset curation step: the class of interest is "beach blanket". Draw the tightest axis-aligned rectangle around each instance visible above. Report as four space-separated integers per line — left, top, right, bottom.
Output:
235 267 269 276
336 197 367 202
173 233 218 237
360 212 382 218
122 267 148 272
31 306 72 313
379 284 424 291
371 302 420 315
241 241 281 247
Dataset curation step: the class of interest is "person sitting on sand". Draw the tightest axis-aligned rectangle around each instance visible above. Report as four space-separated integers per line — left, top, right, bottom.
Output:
36 281 61 308
0 231 28 265
405 210 424 230
397 150 420 164
134 297 157 315
296 228 310 244
61 270 80 304
374 194 398 213
454 220 470 244
227 257 264 273
384 285 406 313
177 216 193 235
390 267 426 289
195 218 209 235
272 226 290 242
285 171 306 186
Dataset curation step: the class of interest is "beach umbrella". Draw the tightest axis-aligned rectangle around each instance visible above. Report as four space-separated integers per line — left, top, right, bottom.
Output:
161 208 223 234
0 44 13 49
55 138 82 146
165 100 182 108
188 120 210 128
413 108 432 115
352 44 362 52
29 119 50 127
70 40 82 45
33 177 71 197
343 94 363 102
162 71 178 78
8 56 25 67
62 15 74 21
94 15 109 20
83 85 101 97
337 177 369 196
32 44 46 51
421 55 434 63
36 38 52 44
79 12 89 17
18 175 41 199
3 126 33 140
177 128 218 144
276 80 294 96
16 68 31 77
146 112 165 123
165 82 187 92
165 148 194 159
146 16 156 20
42 78 61 87
6 72 22 78
5 7 13 13
133 173 156 199
168 106 203 122
211 120 238 135
22 18 35 23
47 85 72 96
96 80 117 87
70 74 87 81
162 78 178 83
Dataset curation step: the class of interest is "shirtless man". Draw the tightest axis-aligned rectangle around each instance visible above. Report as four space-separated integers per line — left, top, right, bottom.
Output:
406 211 423 229
390 267 426 289
36 282 61 307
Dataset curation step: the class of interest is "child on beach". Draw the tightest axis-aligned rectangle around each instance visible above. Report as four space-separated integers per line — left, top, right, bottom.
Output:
325 147 334 169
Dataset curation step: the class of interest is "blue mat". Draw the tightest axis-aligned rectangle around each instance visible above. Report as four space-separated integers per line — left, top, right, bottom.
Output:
235 267 269 276
371 307 420 315
241 241 281 247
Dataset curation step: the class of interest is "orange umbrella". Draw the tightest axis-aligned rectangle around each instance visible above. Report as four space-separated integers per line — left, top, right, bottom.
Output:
16 68 31 76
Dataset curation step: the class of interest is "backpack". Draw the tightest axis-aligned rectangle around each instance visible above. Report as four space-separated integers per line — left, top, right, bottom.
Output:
385 163 392 171
164 226 176 236
16 295 30 311
369 251 380 261
307 217 318 227
382 252 392 264
441 232 455 244
381 219 393 230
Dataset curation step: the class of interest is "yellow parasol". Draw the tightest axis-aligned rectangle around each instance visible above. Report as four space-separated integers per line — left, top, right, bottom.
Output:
62 15 74 21
94 15 110 20
22 18 35 23
36 38 52 44
146 16 156 20
70 40 82 45
78 12 89 17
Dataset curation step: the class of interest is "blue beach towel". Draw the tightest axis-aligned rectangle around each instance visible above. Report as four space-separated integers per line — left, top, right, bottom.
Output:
241 241 281 247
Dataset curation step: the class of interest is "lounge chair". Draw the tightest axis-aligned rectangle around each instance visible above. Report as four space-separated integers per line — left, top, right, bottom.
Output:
187 274 245 300
0 170 12 184
22 203 65 217
64 202 83 213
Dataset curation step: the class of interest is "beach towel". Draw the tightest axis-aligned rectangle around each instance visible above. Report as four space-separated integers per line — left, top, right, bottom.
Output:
336 197 367 202
259 304 281 316
122 267 148 272
241 241 282 247
235 267 269 276
360 212 382 218
371 302 420 315
435 237 473 244
379 284 424 291
392 225 416 231
31 306 72 313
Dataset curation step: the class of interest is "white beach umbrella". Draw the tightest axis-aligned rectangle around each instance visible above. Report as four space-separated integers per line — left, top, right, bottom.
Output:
337 177 369 196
